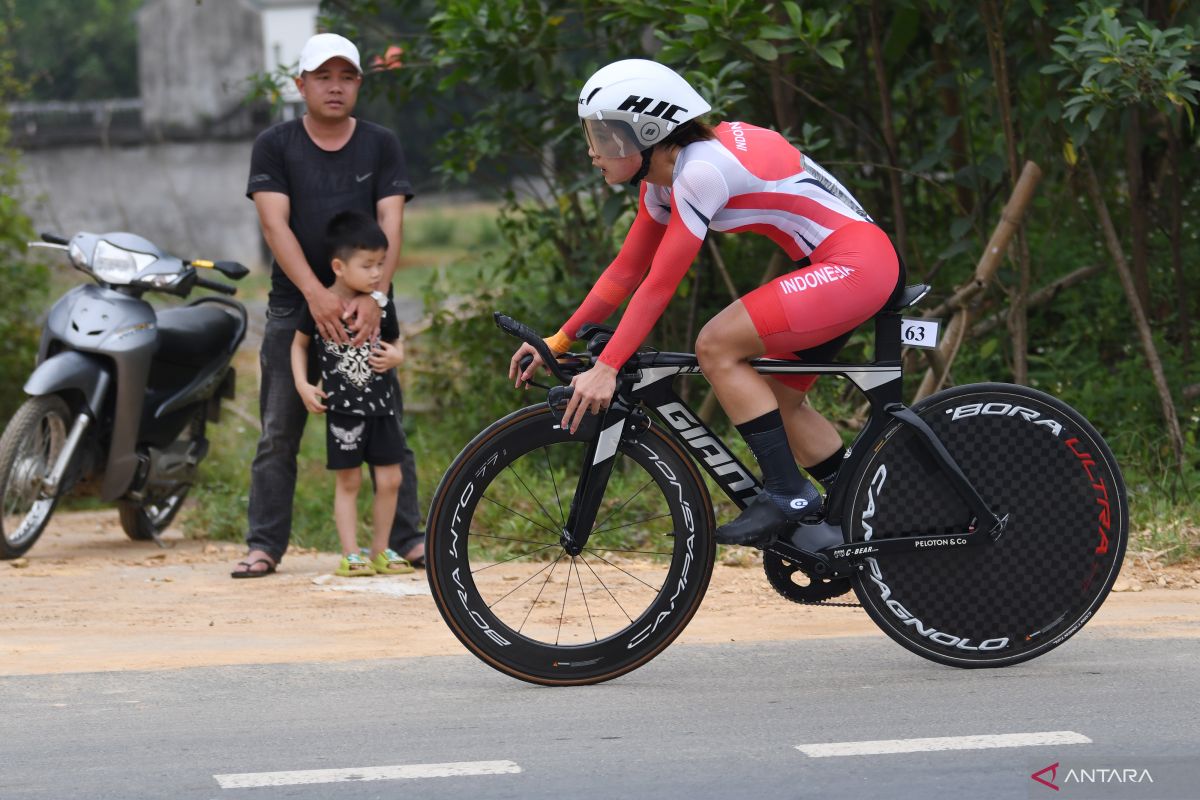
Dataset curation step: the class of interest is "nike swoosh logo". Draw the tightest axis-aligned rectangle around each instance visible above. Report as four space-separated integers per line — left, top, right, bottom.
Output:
356 172 372 182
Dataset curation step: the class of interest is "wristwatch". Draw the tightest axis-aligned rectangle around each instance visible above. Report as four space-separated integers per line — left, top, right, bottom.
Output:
369 290 388 309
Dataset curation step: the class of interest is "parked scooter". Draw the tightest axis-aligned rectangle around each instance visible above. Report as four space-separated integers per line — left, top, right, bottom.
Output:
0 231 248 558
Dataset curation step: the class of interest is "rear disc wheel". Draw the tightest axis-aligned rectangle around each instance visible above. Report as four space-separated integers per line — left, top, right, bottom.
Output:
844 383 1127 668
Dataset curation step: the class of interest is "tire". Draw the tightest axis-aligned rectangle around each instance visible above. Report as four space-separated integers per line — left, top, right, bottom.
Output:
119 483 190 541
844 383 1128 668
0 395 71 559
427 405 716 685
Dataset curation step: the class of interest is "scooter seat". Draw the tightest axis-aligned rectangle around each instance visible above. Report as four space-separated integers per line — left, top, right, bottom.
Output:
155 305 240 366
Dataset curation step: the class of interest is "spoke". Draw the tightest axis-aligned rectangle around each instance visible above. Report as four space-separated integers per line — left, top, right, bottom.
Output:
556 558 573 645
583 549 663 594
480 494 561 538
586 544 675 556
503 460 566 534
579 552 634 624
592 512 674 535
486 554 563 610
591 476 654 534
542 446 566 527
574 556 598 642
518 553 563 634
470 531 559 547
472 542 560 574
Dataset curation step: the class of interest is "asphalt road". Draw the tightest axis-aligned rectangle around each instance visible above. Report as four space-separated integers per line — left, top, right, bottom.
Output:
3 631 1197 800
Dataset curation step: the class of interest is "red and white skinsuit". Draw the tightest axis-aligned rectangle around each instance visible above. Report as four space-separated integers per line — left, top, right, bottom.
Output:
548 121 900 391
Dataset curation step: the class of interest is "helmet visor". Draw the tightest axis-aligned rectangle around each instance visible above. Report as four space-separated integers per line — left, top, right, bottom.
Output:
582 118 639 158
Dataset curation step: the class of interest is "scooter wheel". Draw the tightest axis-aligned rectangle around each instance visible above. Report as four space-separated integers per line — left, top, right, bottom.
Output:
0 395 70 559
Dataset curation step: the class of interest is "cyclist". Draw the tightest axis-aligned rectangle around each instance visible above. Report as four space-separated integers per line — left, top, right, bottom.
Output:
509 59 902 549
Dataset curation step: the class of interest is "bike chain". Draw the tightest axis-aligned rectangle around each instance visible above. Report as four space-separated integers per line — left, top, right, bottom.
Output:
762 551 860 607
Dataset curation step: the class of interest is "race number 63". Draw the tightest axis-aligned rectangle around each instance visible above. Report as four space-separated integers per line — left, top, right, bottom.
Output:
900 318 940 349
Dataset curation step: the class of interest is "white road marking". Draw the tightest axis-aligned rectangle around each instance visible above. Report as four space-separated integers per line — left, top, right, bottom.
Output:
796 731 1092 758
214 760 521 789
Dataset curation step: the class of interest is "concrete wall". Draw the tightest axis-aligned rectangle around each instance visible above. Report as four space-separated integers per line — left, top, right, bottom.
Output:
137 0 264 136
16 141 266 270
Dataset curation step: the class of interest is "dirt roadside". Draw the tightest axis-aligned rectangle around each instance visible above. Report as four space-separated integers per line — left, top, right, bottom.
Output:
2 510 1197 677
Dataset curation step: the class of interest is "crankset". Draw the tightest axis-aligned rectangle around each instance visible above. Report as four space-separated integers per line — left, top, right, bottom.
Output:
762 551 857 606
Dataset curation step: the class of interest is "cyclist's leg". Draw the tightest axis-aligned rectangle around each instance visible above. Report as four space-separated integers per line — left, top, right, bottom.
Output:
765 377 845 487
698 302 823 543
743 222 898 359
695 300 771 422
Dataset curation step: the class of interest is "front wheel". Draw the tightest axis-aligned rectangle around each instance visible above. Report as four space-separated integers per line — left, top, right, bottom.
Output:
843 383 1128 668
427 405 716 685
0 395 72 559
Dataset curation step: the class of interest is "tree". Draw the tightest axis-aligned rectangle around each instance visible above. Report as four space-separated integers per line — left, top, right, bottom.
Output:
1045 2 1199 473
0 1 47 420
5 0 141 101
325 0 1198 481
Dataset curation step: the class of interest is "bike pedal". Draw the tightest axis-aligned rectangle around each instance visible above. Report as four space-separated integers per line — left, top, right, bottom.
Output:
785 519 845 554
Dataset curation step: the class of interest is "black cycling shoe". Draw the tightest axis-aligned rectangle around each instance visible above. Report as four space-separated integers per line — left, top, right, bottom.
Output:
783 519 844 554
715 493 797 547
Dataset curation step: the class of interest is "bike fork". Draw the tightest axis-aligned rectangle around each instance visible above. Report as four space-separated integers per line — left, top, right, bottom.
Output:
559 403 633 555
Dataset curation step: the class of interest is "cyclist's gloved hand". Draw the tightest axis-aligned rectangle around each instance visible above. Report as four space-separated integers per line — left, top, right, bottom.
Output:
563 363 617 434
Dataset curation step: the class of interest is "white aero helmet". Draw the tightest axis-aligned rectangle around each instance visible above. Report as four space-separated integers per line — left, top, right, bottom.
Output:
578 59 711 159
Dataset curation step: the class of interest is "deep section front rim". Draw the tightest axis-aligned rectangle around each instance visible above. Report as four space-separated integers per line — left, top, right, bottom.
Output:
427 405 715 685
844 383 1127 668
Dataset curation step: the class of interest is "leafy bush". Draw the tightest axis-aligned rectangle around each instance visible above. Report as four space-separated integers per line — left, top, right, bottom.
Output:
0 8 47 422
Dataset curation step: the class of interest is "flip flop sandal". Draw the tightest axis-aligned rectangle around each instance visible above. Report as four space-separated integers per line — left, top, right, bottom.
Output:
231 557 277 579
368 548 414 575
335 553 376 577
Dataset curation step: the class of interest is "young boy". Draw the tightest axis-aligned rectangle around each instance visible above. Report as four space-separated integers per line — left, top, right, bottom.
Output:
291 211 414 577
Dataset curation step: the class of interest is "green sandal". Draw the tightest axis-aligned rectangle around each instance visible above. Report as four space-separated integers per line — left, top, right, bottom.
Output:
335 552 377 577
366 548 414 575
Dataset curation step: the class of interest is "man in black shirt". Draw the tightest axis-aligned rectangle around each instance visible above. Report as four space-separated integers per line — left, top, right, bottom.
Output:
233 33 421 577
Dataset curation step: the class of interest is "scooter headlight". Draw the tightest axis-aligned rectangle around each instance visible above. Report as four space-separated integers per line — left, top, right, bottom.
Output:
92 240 156 285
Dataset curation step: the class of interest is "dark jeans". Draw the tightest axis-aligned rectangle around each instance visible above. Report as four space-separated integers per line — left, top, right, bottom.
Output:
245 304 421 563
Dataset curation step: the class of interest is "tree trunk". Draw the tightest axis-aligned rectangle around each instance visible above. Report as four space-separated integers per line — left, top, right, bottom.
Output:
1165 114 1191 364
1081 154 1186 474
1124 107 1152 312
930 39 972 215
971 265 1102 337
867 0 908 260
916 161 1042 400
981 0 1032 386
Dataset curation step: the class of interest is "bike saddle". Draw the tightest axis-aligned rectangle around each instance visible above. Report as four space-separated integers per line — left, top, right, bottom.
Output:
882 283 930 313
155 306 241 366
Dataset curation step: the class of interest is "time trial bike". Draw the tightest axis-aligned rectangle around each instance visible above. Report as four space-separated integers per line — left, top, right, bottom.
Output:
425 284 1127 685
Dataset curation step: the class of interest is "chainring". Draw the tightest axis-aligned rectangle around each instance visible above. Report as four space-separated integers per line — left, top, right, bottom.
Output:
762 551 855 605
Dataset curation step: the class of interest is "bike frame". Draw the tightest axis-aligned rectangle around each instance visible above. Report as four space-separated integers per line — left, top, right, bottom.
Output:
540 301 1007 578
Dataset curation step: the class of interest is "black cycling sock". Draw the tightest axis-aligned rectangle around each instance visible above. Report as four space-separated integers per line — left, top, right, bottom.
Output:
806 447 847 493
736 410 822 520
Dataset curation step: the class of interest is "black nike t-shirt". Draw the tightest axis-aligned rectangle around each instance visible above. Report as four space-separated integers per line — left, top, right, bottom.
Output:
246 118 415 307
297 299 401 417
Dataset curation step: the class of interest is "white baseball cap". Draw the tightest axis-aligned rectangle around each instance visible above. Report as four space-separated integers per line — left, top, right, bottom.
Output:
298 33 362 75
